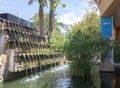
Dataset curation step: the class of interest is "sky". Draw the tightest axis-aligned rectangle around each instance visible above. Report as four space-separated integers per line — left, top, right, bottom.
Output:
0 0 90 25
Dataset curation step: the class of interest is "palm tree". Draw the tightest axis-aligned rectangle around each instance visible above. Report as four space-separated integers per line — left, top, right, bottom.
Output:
48 0 60 42
28 0 47 37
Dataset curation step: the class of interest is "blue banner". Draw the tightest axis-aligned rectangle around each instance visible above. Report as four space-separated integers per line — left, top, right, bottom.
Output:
101 16 113 38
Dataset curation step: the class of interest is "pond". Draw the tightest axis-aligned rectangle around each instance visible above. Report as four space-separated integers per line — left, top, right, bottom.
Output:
0 64 120 88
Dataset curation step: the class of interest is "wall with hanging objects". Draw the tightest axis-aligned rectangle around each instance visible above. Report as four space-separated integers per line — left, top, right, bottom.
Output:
0 13 63 82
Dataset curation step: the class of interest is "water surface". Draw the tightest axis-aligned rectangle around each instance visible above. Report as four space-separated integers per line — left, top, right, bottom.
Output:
1 64 120 88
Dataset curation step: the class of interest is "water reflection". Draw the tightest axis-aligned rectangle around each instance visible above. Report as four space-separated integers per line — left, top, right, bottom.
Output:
100 73 114 88
70 77 95 88
100 72 120 88
70 66 100 88
1 65 120 88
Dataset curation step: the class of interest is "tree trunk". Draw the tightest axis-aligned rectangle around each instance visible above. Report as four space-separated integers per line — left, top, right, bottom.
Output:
39 4 45 37
48 1 54 42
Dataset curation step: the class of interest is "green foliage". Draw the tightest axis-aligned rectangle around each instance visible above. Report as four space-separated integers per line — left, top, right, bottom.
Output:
9 41 15 49
28 0 47 6
44 13 49 31
49 0 60 10
51 31 66 52
28 0 37 5
32 13 40 28
62 4 66 8
64 29 98 77
113 36 120 63
90 65 100 88
64 11 114 77
32 13 59 31
32 12 65 53
38 0 47 6
72 12 100 37
29 0 65 39
64 12 105 77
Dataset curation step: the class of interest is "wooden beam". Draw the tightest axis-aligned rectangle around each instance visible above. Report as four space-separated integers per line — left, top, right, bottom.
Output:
95 0 120 17
101 0 120 17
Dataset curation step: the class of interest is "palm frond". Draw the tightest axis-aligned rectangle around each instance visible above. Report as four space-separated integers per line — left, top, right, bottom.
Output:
28 0 37 5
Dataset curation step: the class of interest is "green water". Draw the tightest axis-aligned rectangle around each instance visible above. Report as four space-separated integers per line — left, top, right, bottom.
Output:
2 65 71 88
0 65 120 88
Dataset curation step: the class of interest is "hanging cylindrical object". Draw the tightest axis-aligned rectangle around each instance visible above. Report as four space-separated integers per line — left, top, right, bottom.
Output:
39 54 42 66
19 55 24 70
34 54 37 67
36 54 40 67
9 22 12 29
30 55 34 68
6 21 10 29
33 54 36 67
27 55 32 69
0 18 5 30
14 23 17 31
15 40 19 48
29 34 32 41
27 33 30 42
14 30 18 40
25 54 30 69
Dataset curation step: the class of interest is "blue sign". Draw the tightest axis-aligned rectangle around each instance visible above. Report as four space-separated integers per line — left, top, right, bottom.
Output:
101 16 113 38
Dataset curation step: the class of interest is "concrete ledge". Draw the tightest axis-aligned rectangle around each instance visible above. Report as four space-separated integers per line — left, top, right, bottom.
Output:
100 63 114 72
